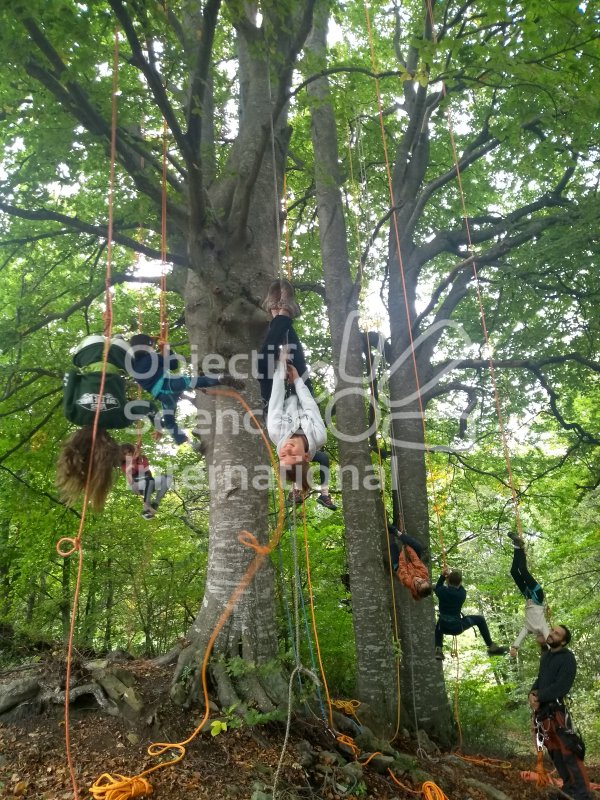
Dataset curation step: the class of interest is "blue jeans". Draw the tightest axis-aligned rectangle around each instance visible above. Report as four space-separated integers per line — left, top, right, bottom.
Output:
155 375 220 444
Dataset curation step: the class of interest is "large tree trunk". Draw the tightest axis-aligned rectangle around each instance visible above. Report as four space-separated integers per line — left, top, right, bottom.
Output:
171 15 307 709
387 244 454 742
306 0 397 734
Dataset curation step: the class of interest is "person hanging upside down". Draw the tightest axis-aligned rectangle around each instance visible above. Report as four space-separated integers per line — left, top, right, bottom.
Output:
387 524 432 600
266 354 330 505
57 335 156 511
127 333 243 446
260 281 336 510
434 567 508 661
120 443 173 519
506 531 550 657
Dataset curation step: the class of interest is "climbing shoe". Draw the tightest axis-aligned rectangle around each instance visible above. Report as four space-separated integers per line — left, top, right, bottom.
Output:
487 643 508 656
507 531 524 548
316 494 338 510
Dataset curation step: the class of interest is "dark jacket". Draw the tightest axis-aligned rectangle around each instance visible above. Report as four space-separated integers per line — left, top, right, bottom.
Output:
531 647 577 704
435 575 466 619
129 347 183 393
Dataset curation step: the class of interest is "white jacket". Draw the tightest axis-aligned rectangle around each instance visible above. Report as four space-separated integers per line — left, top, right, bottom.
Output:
267 364 326 458
512 599 550 650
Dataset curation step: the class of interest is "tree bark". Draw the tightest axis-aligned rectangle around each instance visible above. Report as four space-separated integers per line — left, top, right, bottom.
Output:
171 5 315 710
306 0 397 734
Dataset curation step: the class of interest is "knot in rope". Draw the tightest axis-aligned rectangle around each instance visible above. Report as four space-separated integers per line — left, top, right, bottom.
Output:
89 773 153 800
238 530 270 555
332 698 361 719
56 536 81 558
146 742 186 760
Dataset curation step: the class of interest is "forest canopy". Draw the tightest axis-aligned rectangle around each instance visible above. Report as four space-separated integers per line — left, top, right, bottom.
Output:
0 0 599 774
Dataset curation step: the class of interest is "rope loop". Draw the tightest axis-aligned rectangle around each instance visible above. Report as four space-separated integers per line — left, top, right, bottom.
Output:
450 636 459 659
238 530 270 555
421 780 450 799
89 773 153 800
56 536 80 558
146 742 186 760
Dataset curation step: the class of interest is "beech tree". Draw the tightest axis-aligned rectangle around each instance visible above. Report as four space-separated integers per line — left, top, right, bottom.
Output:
331 0 600 733
2 0 600 744
0 0 319 711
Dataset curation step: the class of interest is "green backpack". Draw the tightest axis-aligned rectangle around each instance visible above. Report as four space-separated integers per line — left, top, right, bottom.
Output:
63 371 132 429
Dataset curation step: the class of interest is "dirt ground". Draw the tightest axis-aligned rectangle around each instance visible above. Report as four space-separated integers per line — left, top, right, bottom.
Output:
0 660 597 800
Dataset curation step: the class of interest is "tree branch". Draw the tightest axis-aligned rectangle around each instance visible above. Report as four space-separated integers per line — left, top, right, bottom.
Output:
107 0 192 163
0 400 63 465
0 464 80 518
0 201 187 267
185 0 221 155
20 15 187 218
432 354 600 444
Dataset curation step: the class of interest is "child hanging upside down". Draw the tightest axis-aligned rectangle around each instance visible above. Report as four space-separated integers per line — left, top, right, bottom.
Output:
57 335 157 511
120 443 173 519
267 356 331 505
260 280 336 510
506 531 550 656
434 568 508 661
127 334 244 446
387 524 432 600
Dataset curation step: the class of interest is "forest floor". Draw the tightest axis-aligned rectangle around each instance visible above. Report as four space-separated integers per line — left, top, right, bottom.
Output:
0 660 598 800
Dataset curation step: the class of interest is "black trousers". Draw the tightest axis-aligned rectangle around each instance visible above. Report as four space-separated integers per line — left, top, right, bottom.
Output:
257 315 311 406
510 547 544 603
311 448 329 488
435 615 493 648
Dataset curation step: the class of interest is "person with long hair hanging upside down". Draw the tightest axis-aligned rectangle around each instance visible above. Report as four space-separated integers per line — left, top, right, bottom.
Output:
506 531 550 657
259 280 337 509
120 443 172 519
434 567 508 661
56 335 155 512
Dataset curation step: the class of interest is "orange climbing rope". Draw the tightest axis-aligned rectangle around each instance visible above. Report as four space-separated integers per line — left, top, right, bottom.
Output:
345 122 403 741
388 770 450 799
55 28 120 800
422 0 524 533
362 0 448 571
89 386 287 799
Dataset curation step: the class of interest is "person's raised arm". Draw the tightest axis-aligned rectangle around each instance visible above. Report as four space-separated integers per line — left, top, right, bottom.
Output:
290 366 326 450
266 361 287 447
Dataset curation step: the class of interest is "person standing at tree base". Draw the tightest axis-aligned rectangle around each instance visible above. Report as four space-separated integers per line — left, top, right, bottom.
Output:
529 625 592 800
